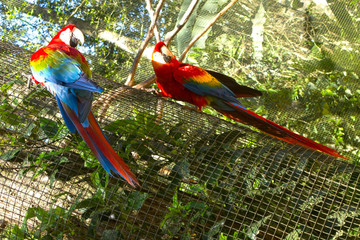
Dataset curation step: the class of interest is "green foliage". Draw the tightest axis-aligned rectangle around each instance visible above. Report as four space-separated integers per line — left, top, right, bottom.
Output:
4 195 83 240
75 181 149 238
160 191 211 238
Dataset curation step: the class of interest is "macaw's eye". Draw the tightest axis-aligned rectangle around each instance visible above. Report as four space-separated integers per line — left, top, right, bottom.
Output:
70 34 79 48
163 54 172 63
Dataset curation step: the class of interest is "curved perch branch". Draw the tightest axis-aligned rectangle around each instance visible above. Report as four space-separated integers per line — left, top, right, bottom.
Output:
124 0 165 87
179 0 238 62
164 0 200 46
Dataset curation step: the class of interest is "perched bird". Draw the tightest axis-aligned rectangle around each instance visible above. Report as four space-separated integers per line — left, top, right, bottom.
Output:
30 25 139 186
152 42 345 159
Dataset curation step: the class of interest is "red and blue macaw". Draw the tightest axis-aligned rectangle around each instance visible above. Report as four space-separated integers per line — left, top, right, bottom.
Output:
30 25 139 186
152 42 345 159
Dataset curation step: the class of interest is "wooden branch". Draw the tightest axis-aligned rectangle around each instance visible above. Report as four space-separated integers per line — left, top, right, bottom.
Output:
145 0 161 43
134 74 156 89
94 0 164 116
179 0 239 61
65 0 86 25
93 87 128 122
134 0 200 89
124 0 165 86
164 0 200 45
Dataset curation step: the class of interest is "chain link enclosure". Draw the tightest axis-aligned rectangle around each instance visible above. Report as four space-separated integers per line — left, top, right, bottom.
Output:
1 40 360 239
1 0 360 239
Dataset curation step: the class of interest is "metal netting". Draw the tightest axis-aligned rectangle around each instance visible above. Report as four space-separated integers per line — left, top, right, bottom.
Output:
1 0 360 239
1 40 360 239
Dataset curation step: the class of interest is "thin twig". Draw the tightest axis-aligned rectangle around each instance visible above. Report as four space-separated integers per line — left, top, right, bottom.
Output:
134 74 156 89
179 0 238 61
145 0 161 42
134 0 200 89
164 0 200 45
124 0 165 86
65 0 86 25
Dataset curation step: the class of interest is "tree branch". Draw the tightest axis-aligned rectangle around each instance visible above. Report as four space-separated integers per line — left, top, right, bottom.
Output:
64 0 86 25
164 0 200 46
94 0 165 116
133 0 200 89
124 0 165 86
134 74 157 89
179 0 239 61
145 0 161 43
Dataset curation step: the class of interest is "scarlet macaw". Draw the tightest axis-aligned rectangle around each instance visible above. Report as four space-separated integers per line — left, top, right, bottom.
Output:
30 25 139 186
152 42 344 159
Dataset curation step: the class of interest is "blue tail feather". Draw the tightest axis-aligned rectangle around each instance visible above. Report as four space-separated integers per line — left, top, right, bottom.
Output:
56 96 76 133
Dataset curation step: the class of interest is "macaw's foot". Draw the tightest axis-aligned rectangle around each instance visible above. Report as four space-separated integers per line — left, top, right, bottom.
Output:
183 105 201 112
141 87 160 96
22 73 32 89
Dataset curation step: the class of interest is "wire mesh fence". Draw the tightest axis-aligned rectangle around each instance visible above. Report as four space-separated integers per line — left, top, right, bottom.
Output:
1 40 360 239
1 0 360 239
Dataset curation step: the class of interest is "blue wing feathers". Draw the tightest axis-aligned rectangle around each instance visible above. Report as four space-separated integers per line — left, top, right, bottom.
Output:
64 74 103 93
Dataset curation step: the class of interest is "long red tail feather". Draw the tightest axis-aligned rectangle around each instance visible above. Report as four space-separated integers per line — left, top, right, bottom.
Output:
64 105 139 187
87 112 139 186
218 102 345 159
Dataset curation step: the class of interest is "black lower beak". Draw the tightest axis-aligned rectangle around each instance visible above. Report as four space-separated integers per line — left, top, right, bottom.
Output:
70 35 79 48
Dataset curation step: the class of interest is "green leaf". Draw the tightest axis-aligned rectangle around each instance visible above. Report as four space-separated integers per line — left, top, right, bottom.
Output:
24 122 37 137
206 219 225 239
40 117 60 138
0 103 22 126
187 201 206 211
0 148 21 161
22 207 40 232
284 229 301 240
0 79 22 93
328 1 359 42
104 119 134 133
127 191 150 210
246 215 271 239
101 230 124 240
8 224 26 239
34 207 50 222
190 0 228 49
49 169 58 188
173 159 190 179
176 0 201 54
76 198 101 210
176 0 227 53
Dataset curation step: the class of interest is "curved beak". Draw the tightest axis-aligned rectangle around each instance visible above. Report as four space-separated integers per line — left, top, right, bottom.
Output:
70 27 84 47
160 45 175 62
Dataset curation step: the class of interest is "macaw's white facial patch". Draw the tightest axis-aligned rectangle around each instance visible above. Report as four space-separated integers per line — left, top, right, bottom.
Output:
59 27 84 48
59 28 72 46
152 52 166 65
